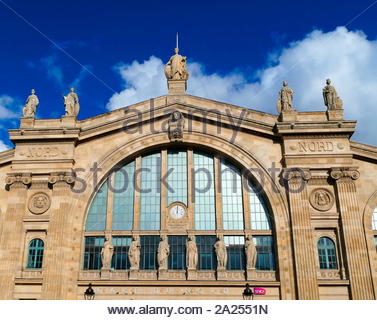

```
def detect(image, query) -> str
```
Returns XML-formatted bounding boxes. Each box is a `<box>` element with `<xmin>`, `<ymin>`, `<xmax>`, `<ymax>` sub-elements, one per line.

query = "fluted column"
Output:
<box><xmin>41</xmin><ymin>173</ymin><xmax>76</xmax><ymax>299</ymax></box>
<box><xmin>331</xmin><ymin>167</ymin><xmax>375</xmax><ymax>299</ymax></box>
<box><xmin>0</xmin><ymin>174</ymin><xmax>31</xmax><ymax>299</ymax></box>
<box><xmin>284</xmin><ymin>168</ymin><xmax>319</xmax><ymax>299</ymax></box>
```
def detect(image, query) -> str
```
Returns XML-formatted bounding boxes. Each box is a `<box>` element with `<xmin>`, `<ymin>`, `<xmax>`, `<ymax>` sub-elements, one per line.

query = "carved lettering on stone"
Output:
<box><xmin>309</xmin><ymin>188</ymin><xmax>334</xmax><ymax>212</ymax></box>
<box><xmin>298</xmin><ymin>141</ymin><xmax>334</xmax><ymax>153</ymax></box>
<box><xmin>28</xmin><ymin>192</ymin><xmax>51</xmax><ymax>215</ymax></box>
<box><xmin>19</xmin><ymin>146</ymin><xmax>68</xmax><ymax>158</ymax></box>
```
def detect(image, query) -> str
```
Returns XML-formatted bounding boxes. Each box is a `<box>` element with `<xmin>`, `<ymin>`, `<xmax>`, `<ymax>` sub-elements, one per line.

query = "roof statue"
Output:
<box><xmin>323</xmin><ymin>79</ymin><xmax>343</xmax><ymax>110</ymax></box>
<box><xmin>63</xmin><ymin>87</ymin><xmax>80</xmax><ymax>117</ymax></box>
<box><xmin>22</xmin><ymin>89</ymin><xmax>39</xmax><ymax>118</ymax></box>
<box><xmin>164</xmin><ymin>33</ymin><xmax>189</xmax><ymax>81</ymax></box>
<box><xmin>276</xmin><ymin>81</ymin><xmax>294</xmax><ymax>113</ymax></box>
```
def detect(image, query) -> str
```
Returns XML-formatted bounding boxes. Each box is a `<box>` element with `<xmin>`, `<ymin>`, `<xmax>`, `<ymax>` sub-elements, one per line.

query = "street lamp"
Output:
<box><xmin>242</xmin><ymin>283</ymin><xmax>254</xmax><ymax>300</ymax></box>
<box><xmin>84</xmin><ymin>283</ymin><xmax>95</xmax><ymax>300</ymax></box>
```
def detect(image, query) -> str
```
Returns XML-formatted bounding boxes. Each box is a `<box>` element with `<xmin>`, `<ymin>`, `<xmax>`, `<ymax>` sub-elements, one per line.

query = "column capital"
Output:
<box><xmin>283</xmin><ymin>167</ymin><xmax>311</xmax><ymax>183</ymax></box>
<box><xmin>330</xmin><ymin>167</ymin><xmax>360</xmax><ymax>181</ymax></box>
<box><xmin>5</xmin><ymin>173</ymin><xmax>31</xmax><ymax>190</ymax></box>
<box><xmin>48</xmin><ymin>172</ymin><xmax>75</xmax><ymax>188</ymax></box>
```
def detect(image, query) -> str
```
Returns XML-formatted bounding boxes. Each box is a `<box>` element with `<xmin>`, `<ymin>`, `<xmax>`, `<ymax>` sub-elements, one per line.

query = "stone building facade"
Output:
<box><xmin>0</xmin><ymin>48</ymin><xmax>377</xmax><ymax>300</ymax></box>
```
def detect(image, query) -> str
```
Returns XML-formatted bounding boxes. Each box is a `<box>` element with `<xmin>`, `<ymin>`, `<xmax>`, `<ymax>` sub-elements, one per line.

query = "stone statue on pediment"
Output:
<box><xmin>276</xmin><ymin>81</ymin><xmax>294</xmax><ymax>113</ymax></box>
<box><xmin>245</xmin><ymin>235</ymin><xmax>257</xmax><ymax>269</ymax></box>
<box><xmin>157</xmin><ymin>235</ymin><xmax>170</xmax><ymax>270</ymax></box>
<box><xmin>214</xmin><ymin>235</ymin><xmax>227</xmax><ymax>270</ymax></box>
<box><xmin>23</xmin><ymin>89</ymin><xmax>39</xmax><ymax>118</ymax></box>
<box><xmin>101</xmin><ymin>237</ymin><xmax>114</xmax><ymax>270</ymax></box>
<box><xmin>323</xmin><ymin>79</ymin><xmax>343</xmax><ymax>110</ymax></box>
<box><xmin>129</xmin><ymin>235</ymin><xmax>140</xmax><ymax>270</ymax></box>
<box><xmin>63</xmin><ymin>87</ymin><xmax>80</xmax><ymax>117</ymax></box>
<box><xmin>186</xmin><ymin>235</ymin><xmax>198</xmax><ymax>269</ymax></box>
<box><xmin>165</xmin><ymin>47</ymin><xmax>189</xmax><ymax>81</ymax></box>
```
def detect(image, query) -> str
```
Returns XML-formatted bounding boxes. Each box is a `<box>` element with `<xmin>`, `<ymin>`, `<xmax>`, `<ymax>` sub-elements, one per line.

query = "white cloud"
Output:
<box><xmin>0</xmin><ymin>95</ymin><xmax>18</xmax><ymax>119</ymax></box>
<box><xmin>0</xmin><ymin>140</ymin><xmax>9</xmax><ymax>152</ymax></box>
<box><xmin>107</xmin><ymin>27</ymin><xmax>377</xmax><ymax>146</ymax></box>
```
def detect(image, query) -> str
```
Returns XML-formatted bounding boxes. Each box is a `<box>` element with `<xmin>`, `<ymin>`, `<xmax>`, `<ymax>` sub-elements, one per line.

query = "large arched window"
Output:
<box><xmin>27</xmin><ymin>239</ymin><xmax>44</xmax><ymax>269</ymax></box>
<box><xmin>317</xmin><ymin>237</ymin><xmax>338</xmax><ymax>270</ymax></box>
<box><xmin>83</xmin><ymin>148</ymin><xmax>275</xmax><ymax>273</ymax></box>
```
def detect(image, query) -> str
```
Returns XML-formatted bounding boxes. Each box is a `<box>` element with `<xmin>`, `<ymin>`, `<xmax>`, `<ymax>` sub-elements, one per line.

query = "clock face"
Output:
<box><xmin>169</xmin><ymin>204</ymin><xmax>186</xmax><ymax>220</ymax></box>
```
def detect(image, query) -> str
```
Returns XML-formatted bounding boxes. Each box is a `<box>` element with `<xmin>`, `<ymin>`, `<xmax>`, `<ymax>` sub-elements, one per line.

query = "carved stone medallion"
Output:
<box><xmin>309</xmin><ymin>188</ymin><xmax>334</xmax><ymax>212</ymax></box>
<box><xmin>28</xmin><ymin>192</ymin><xmax>51</xmax><ymax>215</ymax></box>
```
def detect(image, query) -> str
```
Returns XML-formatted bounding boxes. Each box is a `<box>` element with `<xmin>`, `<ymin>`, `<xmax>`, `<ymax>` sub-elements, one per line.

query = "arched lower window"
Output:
<box><xmin>27</xmin><ymin>239</ymin><xmax>44</xmax><ymax>269</ymax></box>
<box><xmin>317</xmin><ymin>237</ymin><xmax>337</xmax><ymax>270</ymax></box>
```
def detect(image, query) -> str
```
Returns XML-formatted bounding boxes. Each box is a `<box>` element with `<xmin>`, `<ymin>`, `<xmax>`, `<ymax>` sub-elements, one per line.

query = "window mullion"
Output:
<box><xmin>242</xmin><ymin>175</ymin><xmax>251</xmax><ymax>231</ymax></box>
<box><xmin>187</xmin><ymin>149</ymin><xmax>194</xmax><ymax>230</ymax></box>
<box><xmin>105</xmin><ymin>172</ymin><xmax>115</xmax><ymax>232</ymax></box>
<box><xmin>214</xmin><ymin>155</ymin><xmax>223</xmax><ymax>231</ymax></box>
<box><xmin>161</xmin><ymin>149</ymin><xmax>167</xmax><ymax>231</ymax></box>
<box><xmin>133</xmin><ymin>156</ymin><xmax>141</xmax><ymax>231</ymax></box>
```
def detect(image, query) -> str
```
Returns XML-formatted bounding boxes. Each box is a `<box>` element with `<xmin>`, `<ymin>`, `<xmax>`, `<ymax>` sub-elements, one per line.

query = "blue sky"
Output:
<box><xmin>1</xmin><ymin>0</ymin><xmax>377</xmax><ymax>150</ymax></box>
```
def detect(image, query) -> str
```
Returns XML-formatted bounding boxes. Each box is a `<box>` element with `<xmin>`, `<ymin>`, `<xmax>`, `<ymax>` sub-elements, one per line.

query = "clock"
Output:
<box><xmin>169</xmin><ymin>203</ymin><xmax>186</xmax><ymax>220</ymax></box>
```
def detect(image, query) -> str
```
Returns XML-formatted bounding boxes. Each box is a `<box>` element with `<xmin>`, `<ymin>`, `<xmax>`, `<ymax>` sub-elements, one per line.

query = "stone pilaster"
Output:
<box><xmin>0</xmin><ymin>174</ymin><xmax>31</xmax><ymax>299</ymax></box>
<box><xmin>330</xmin><ymin>167</ymin><xmax>375</xmax><ymax>299</ymax></box>
<box><xmin>41</xmin><ymin>172</ymin><xmax>76</xmax><ymax>299</ymax></box>
<box><xmin>283</xmin><ymin>168</ymin><xmax>319</xmax><ymax>299</ymax></box>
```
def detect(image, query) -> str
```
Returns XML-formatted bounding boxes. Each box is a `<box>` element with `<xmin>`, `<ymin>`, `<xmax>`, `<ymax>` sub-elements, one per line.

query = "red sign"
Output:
<box><xmin>253</xmin><ymin>288</ymin><xmax>266</xmax><ymax>295</ymax></box>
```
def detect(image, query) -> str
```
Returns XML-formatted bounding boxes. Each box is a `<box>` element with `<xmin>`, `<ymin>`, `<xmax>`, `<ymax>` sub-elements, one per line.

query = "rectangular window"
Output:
<box><xmin>168</xmin><ymin>235</ymin><xmax>187</xmax><ymax>270</ymax></box>
<box><xmin>167</xmin><ymin>151</ymin><xmax>188</xmax><ymax>205</ymax></box>
<box><xmin>85</xmin><ymin>182</ymin><xmax>108</xmax><ymax>231</ymax></box>
<box><xmin>196</xmin><ymin>235</ymin><xmax>216</xmax><ymax>270</ymax></box>
<box><xmin>221</xmin><ymin>161</ymin><xmax>244</xmax><ymax>230</ymax></box>
<box><xmin>111</xmin><ymin>236</ymin><xmax>132</xmax><ymax>270</ymax></box>
<box><xmin>253</xmin><ymin>236</ymin><xmax>275</xmax><ymax>270</ymax></box>
<box><xmin>193</xmin><ymin>153</ymin><xmax>216</xmax><ymax>230</ymax></box>
<box><xmin>140</xmin><ymin>235</ymin><xmax>159</xmax><ymax>270</ymax></box>
<box><xmin>225</xmin><ymin>236</ymin><xmax>245</xmax><ymax>270</ymax></box>
<box><xmin>112</xmin><ymin>162</ymin><xmax>135</xmax><ymax>230</ymax></box>
<box><xmin>140</xmin><ymin>153</ymin><xmax>161</xmax><ymax>230</ymax></box>
<box><xmin>83</xmin><ymin>236</ymin><xmax>104</xmax><ymax>270</ymax></box>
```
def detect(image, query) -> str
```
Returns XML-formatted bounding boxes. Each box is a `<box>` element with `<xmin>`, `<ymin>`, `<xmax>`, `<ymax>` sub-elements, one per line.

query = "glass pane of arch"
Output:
<box><xmin>85</xmin><ymin>181</ymin><xmax>108</xmax><ymax>231</ymax></box>
<box><xmin>249</xmin><ymin>182</ymin><xmax>272</xmax><ymax>230</ymax></box>
<box><xmin>27</xmin><ymin>239</ymin><xmax>44</xmax><ymax>269</ymax></box>
<box><xmin>193</xmin><ymin>152</ymin><xmax>216</xmax><ymax>230</ymax></box>
<box><xmin>140</xmin><ymin>153</ymin><xmax>161</xmax><ymax>230</ymax></box>
<box><xmin>221</xmin><ymin>160</ymin><xmax>244</xmax><ymax>230</ymax></box>
<box><xmin>317</xmin><ymin>237</ymin><xmax>338</xmax><ymax>269</ymax></box>
<box><xmin>167</xmin><ymin>150</ymin><xmax>188</xmax><ymax>205</ymax></box>
<box><xmin>112</xmin><ymin>161</ymin><xmax>135</xmax><ymax>230</ymax></box>
<box><xmin>372</xmin><ymin>207</ymin><xmax>377</xmax><ymax>230</ymax></box>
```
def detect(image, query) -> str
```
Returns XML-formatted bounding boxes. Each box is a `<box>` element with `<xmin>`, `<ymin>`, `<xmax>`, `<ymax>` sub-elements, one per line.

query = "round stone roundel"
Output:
<box><xmin>28</xmin><ymin>192</ymin><xmax>51</xmax><ymax>215</ymax></box>
<box><xmin>309</xmin><ymin>188</ymin><xmax>334</xmax><ymax>212</ymax></box>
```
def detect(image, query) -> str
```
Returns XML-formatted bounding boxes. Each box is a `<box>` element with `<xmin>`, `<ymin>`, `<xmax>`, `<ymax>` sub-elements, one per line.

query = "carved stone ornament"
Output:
<box><xmin>48</xmin><ymin>173</ymin><xmax>75</xmax><ymax>187</ymax></box>
<box><xmin>330</xmin><ymin>168</ymin><xmax>360</xmax><ymax>181</ymax></box>
<box><xmin>283</xmin><ymin>168</ymin><xmax>311</xmax><ymax>182</ymax></box>
<box><xmin>168</xmin><ymin>110</ymin><xmax>185</xmax><ymax>142</ymax></box>
<box><xmin>28</xmin><ymin>192</ymin><xmax>51</xmax><ymax>215</ymax></box>
<box><xmin>5</xmin><ymin>173</ymin><xmax>32</xmax><ymax>189</ymax></box>
<box><xmin>309</xmin><ymin>188</ymin><xmax>334</xmax><ymax>212</ymax></box>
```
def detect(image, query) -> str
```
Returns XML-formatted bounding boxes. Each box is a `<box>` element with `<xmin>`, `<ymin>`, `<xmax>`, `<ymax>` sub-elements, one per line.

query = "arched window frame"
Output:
<box><xmin>317</xmin><ymin>236</ymin><xmax>338</xmax><ymax>270</ymax></box>
<box><xmin>82</xmin><ymin>148</ymin><xmax>276</xmax><ymax>273</ymax></box>
<box><xmin>26</xmin><ymin>238</ymin><xmax>44</xmax><ymax>269</ymax></box>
